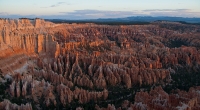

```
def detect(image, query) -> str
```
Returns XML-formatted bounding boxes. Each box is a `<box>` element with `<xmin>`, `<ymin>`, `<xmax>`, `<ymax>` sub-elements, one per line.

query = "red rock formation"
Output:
<box><xmin>133</xmin><ymin>86</ymin><xmax>200</xmax><ymax>110</ymax></box>
<box><xmin>97</xmin><ymin>86</ymin><xmax>200</xmax><ymax>110</ymax></box>
<box><xmin>1</xmin><ymin>19</ymin><xmax>200</xmax><ymax>109</ymax></box>
<box><xmin>56</xmin><ymin>84</ymin><xmax>108</xmax><ymax>105</ymax></box>
<box><xmin>0</xmin><ymin>99</ymin><xmax>32</xmax><ymax>110</ymax></box>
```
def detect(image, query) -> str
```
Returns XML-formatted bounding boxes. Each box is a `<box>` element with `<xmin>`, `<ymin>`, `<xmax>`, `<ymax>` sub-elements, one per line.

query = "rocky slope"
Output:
<box><xmin>0</xmin><ymin>19</ymin><xmax>200</xmax><ymax>109</ymax></box>
<box><xmin>0</xmin><ymin>99</ymin><xmax>32</xmax><ymax>110</ymax></box>
<box><xmin>96</xmin><ymin>86</ymin><xmax>200</xmax><ymax>110</ymax></box>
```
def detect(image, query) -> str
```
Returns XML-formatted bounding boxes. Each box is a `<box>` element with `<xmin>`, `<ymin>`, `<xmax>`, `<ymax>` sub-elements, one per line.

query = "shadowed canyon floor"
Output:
<box><xmin>0</xmin><ymin>18</ymin><xmax>200</xmax><ymax>110</ymax></box>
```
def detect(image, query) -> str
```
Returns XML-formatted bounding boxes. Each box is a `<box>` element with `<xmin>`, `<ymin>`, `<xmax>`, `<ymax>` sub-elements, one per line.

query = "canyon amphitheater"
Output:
<box><xmin>0</xmin><ymin>18</ymin><xmax>200</xmax><ymax>110</ymax></box>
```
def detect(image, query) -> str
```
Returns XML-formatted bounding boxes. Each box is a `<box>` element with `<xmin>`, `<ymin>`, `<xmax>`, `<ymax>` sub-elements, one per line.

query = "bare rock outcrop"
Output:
<box><xmin>132</xmin><ymin>86</ymin><xmax>200</xmax><ymax>110</ymax></box>
<box><xmin>57</xmin><ymin>84</ymin><xmax>108</xmax><ymax>105</ymax></box>
<box><xmin>1</xmin><ymin>19</ymin><xmax>200</xmax><ymax>109</ymax></box>
<box><xmin>0</xmin><ymin>99</ymin><xmax>32</xmax><ymax>110</ymax></box>
<box><xmin>97</xmin><ymin>86</ymin><xmax>200</xmax><ymax>110</ymax></box>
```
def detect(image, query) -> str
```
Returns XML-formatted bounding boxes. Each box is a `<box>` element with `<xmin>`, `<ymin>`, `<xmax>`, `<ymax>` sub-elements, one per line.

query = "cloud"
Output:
<box><xmin>0</xmin><ymin>12</ymin><xmax>9</xmax><ymax>15</ymax></box>
<box><xmin>58</xmin><ymin>9</ymin><xmax>200</xmax><ymax>19</ymax></box>
<box><xmin>0</xmin><ymin>13</ymin><xmax>36</xmax><ymax>19</ymax></box>
<box><xmin>58</xmin><ymin>2</ymin><xmax>65</xmax><ymax>5</ymax></box>
<box><xmin>142</xmin><ymin>9</ymin><xmax>200</xmax><ymax>17</ymax></box>
<box><xmin>143</xmin><ymin>9</ymin><xmax>190</xmax><ymax>12</ymax></box>
<box><xmin>41</xmin><ymin>2</ymin><xmax>68</xmax><ymax>8</ymax></box>
<box><xmin>59</xmin><ymin>10</ymin><xmax>146</xmax><ymax>19</ymax></box>
<box><xmin>50</xmin><ymin>5</ymin><xmax>56</xmax><ymax>7</ymax></box>
<box><xmin>1</xmin><ymin>9</ymin><xmax>200</xmax><ymax>19</ymax></box>
<box><xmin>50</xmin><ymin>2</ymin><xmax>68</xmax><ymax>7</ymax></box>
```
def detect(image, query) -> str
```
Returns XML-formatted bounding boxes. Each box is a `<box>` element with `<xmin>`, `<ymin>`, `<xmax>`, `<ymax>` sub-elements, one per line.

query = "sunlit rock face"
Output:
<box><xmin>0</xmin><ymin>19</ymin><xmax>200</xmax><ymax>109</ymax></box>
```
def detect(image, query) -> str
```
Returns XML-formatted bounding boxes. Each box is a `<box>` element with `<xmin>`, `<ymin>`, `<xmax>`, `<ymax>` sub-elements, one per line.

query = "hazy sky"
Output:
<box><xmin>0</xmin><ymin>0</ymin><xmax>200</xmax><ymax>19</ymax></box>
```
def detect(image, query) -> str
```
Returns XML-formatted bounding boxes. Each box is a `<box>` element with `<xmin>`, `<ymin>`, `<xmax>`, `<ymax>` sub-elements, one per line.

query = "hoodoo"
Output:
<box><xmin>0</xmin><ymin>18</ymin><xmax>200</xmax><ymax>109</ymax></box>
